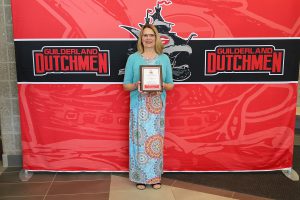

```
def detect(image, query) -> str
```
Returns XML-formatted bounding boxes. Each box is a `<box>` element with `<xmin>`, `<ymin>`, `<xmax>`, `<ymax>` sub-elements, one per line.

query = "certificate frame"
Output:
<box><xmin>140</xmin><ymin>65</ymin><xmax>163</xmax><ymax>92</ymax></box>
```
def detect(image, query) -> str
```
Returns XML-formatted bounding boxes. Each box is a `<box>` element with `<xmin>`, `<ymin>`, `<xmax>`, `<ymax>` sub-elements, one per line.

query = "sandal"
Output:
<box><xmin>136</xmin><ymin>183</ymin><xmax>146</xmax><ymax>190</ymax></box>
<box><xmin>151</xmin><ymin>183</ymin><xmax>161</xmax><ymax>189</ymax></box>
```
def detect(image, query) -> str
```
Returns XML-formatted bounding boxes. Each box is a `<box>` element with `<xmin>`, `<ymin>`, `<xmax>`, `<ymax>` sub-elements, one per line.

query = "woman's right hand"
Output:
<box><xmin>137</xmin><ymin>81</ymin><xmax>147</xmax><ymax>95</ymax></box>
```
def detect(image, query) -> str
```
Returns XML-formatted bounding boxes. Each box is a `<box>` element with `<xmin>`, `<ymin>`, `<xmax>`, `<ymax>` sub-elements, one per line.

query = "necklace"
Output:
<box><xmin>142</xmin><ymin>52</ymin><xmax>157</xmax><ymax>60</ymax></box>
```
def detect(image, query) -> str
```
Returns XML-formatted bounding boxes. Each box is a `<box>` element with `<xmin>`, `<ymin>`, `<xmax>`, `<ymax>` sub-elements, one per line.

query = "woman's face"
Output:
<box><xmin>142</xmin><ymin>28</ymin><xmax>156</xmax><ymax>49</ymax></box>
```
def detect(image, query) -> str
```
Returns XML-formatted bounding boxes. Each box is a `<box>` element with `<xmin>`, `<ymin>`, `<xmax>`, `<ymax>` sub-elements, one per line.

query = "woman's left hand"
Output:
<box><xmin>163</xmin><ymin>82</ymin><xmax>174</xmax><ymax>91</ymax></box>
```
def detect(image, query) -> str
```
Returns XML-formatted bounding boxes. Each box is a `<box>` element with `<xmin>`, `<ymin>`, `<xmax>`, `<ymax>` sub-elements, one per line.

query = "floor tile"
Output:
<box><xmin>0</xmin><ymin>172</ymin><xmax>55</xmax><ymax>183</ymax></box>
<box><xmin>161</xmin><ymin>177</ymin><xmax>176</xmax><ymax>186</ymax></box>
<box><xmin>54</xmin><ymin>172</ymin><xmax>110</xmax><ymax>182</ymax></box>
<box><xmin>47</xmin><ymin>180</ymin><xmax>110</xmax><ymax>195</ymax></box>
<box><xmin>44</xmin><ymin>193</ymin><xmax>109</xmax><ymax>200</ymax></box>
<box><xmin>112</xmin><ymin>172</ymin><xmax>128</xmax><ymax>178</ymax></box>
<box><xmin>232</xmin><ymin>192</ymin><xmax>271</xmax><ymax>200</ymax></box>
<box><xmin>109</xmin><ymin>174</ymin><xmax>137</xmax><ymax>192</ymax></box>
<box><xmin>0</xmin><ymin>182</ymin><xmax>50</xmax><ymax>197</ymax></box>
<box><xmin>171</xmin><ymin>187</ymin><xmax>236</xmax><ymax>200</ymax></box>
<box><xmin>0</xmin><ymin>196</ymin><xmax>44</xmax><ymax>200</ymax></box>
<box><xmin>109</xmin><ymin>175</ymin><xmax>175</xmax><ymax>200</ymax></box>
<box><xmin>172</xmin><ymin>180</ymin><xmax>234</xmax><ymax>198</ymax></box>
<box><xmin>164</xmin><ymin>171</ymin><xmax>296</xmax><ymax>199</ymax></box>
<box><xmin>109</xmin><ymin>186</ymin><xmax>175</xmax><ymax>200</ymax></box>
<box><xmin>2</xmin><ymin>167</ymin><xmax>22</xmax><ymax>173</ymax></box>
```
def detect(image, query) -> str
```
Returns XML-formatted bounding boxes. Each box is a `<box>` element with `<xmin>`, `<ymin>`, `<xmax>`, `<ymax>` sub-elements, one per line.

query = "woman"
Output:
<box><xmin>123</xmin><ymin>24</ymin><xmax>174</xmax><ymax>190</ymax></box>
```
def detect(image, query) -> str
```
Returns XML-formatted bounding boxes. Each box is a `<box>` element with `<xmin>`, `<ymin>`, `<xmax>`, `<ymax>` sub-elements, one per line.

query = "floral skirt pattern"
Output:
<box><xmin>129</xmin><ymin>93</ymin><xmax>165</xmax><ymax>184</ymax></box>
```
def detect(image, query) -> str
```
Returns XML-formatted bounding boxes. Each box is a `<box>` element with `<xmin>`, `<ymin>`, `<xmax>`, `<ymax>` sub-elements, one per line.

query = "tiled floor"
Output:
<box><xmin>0</xmin><ymin>168</ymin><xmax>272</xmax><ymax>200</ymax></box>
<box><xmin>109</xmin><ymin>174</ymin><xmax>268</xmax><ymax>200</ymax></box>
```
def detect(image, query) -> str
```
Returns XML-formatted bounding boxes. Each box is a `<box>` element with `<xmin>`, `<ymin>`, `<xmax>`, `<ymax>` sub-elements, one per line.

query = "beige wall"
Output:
<box><xmin>0</xmin><ymin>0</ymin><xmax>21</xmax><ymax>167</ymax></box>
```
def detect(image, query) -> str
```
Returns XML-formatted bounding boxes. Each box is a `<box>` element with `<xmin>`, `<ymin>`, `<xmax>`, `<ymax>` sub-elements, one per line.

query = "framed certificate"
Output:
<box><xmin>140</xmin><ymin>65</ymin><xmax>163</xmax><ymax>92</ymax></box>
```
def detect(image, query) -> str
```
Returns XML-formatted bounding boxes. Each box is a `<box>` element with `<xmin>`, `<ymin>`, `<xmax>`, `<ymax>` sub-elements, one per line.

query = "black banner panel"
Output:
<box><xmin>15</xmin><ymin>39</ymin><xmax>300</xmax><ymax>83</ymax></box>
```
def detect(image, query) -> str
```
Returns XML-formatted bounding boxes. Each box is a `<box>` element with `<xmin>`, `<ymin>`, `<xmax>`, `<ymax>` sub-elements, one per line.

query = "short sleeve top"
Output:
<box><xmin>123</xmin><ymin>52</ymin><xmax>173</xmax><ymax>107</ymax></box>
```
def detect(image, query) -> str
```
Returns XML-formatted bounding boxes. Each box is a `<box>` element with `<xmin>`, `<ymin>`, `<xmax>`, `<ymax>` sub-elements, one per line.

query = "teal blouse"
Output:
<box><xmin>123</xmin><ymin>52</ymin><xmax>174</xmax><ymax>108</ymax></box>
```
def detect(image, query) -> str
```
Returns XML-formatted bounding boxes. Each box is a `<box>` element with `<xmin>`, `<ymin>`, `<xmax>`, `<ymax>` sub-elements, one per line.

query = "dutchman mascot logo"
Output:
<box><xmin>33</xmin><ymin>46</ymin><xmax>110</xmax><ymax>76</ymax></box>
<box><xmin>205</xmin><ymin>45</ymin><xmax>285</xmax><ymax>76</ymax></box>
<box><xmin>119</xmin><ymin>0</ymin><xmax>197</xmax><ymax>81</ymax></box>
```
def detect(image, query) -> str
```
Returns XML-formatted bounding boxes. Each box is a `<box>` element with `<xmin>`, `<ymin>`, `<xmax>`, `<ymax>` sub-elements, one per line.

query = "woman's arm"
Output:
<box><xmin>123</xmin><ymin>54</ymin><xmax>136</xmax><ymax>91</ymax></box>
<box><xmin>123</xmin><ymin>82</ymin><xmax>138</xmax><ymax>91</ymax></box>
<box><xmin>163</xmin><ymin>54</ymin><xmax>174</xmax><ymax>91</ymax></box>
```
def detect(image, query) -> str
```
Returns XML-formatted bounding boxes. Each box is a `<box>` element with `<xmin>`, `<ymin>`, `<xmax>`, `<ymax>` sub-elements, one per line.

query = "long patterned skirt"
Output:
<box><xmin>129</xmin><ymin>93</ymin><xmax>165</xmax><ymax>184</ymax></box>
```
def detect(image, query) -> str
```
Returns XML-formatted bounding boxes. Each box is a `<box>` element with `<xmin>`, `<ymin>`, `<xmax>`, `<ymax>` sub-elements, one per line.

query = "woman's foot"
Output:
<box><xmin>151</xmin><ymin>183</ymin><xmax>161</xmax><ymax>189</ymax></box>
<box><xmin>136</xmin><ymin>183</ymin><xmax>146</xmax><ymax>190</ymax></box>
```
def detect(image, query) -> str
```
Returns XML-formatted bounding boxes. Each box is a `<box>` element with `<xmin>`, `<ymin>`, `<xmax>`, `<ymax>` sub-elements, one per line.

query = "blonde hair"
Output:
<box><xmin>137</xmin><ymin>24</ymin><xmax>164</xmax><ymax>54</ymax></box>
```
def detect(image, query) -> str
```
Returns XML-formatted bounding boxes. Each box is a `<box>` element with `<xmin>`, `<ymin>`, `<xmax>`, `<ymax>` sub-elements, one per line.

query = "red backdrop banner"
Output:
<box><xmin>11</xmin><ymin>0</ymin><xmax>300</xmax><ymax>171</ymax></box>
